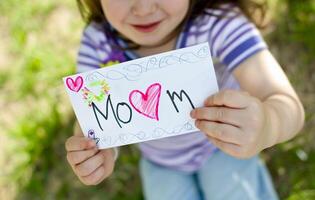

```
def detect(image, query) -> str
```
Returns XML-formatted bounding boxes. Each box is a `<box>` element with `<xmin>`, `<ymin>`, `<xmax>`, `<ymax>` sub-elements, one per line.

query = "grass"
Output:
<box><xmin>0</xmin><ymin>0</ymin><xmax>314</xmax><ymax>199</ymax></box>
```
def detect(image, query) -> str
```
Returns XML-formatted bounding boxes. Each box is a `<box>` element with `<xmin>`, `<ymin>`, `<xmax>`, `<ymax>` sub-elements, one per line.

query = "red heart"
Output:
<box><xmin>129</xmin><ymin>83</ymin><xmax>162</xmax><ymax>121</ymax></box>
<box><xmin>66</xmin><ymin>76</ymin><xmax>83</xmax><ymax>92</ymax></box>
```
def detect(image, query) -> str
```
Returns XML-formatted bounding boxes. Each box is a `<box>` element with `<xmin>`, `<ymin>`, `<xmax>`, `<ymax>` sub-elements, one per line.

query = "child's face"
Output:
<box><xmin>101</xmin><ymin>0</ymin><xmax>189</xmax><ymax>47</ymax></box>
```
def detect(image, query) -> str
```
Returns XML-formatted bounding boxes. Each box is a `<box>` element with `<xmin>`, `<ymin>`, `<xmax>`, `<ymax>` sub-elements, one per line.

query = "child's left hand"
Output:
<box><xmin>190</xmin><ymin>89</ymin><xmax>272</xmax><ymax>159</ymax></box>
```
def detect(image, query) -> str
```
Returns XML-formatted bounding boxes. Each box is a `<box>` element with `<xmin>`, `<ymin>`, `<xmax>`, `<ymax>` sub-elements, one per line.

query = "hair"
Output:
<box><xmin>76</xmin><ymin>0</ymin><xmax>267</xmax><ymax>49</ymax></box>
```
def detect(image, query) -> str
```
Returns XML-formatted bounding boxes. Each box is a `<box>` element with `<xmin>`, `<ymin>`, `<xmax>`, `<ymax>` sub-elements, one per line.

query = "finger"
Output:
<box><xmin>81</xmin><ymin>165</ymin><xmax>107</xmax><ymax>185</ymax></box>
<box><xmin>204</xmin><ymin>90</ymin><xmax>250</xmax><ymax>108</ymax></box>
<box><xmin>75</xmin><ymin>151</ymin><xmax>105</xmax><ymax>177</ymax></box>
<box><xmin>195</xmin><ymin>120</ymin><xmax>243</xmax><ymax>145</ymax></box>
<box><xmin>191</xmin><ymin>107</ymin><xmax>246</xmax><ymax>127</ymax></box>
<box><xmin>207</xmin><ymin>136</ymin><xmax>243</xmax><ymax>158</ymax></box>
<box><xmin>67</xmin><ymin>147</ymin><xmax>99</xmax><ymax>165</ymax></box>
<box><xmin>65</xmin><ymin>136</ymin><xmax>96</xmax><ymax>151</ymax></box>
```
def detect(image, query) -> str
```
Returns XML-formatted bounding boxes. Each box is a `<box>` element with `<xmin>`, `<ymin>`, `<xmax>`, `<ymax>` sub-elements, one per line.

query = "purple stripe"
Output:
<box><xmin>78</xmin><ymin>52</ymin><xmax>102</xmax><ymax>62</ymax></box>
<box><xmin>83</xmin><ymin>28</ymin><xmax>112</xmax><ymax>54</ymax></box>
<box><xmin>228</xmin><ymin>47</ymin><xmax>266</xmax><ymax>71</ymax></box>
<box><xmin>208</xmin><ymin>8</ymin><xmax>235</xmax><ymax>40</ymax></box>
<box><xmin>83</xmin><ymin>31</ymin><xmax>95</xmax><ymax>43</ymax></box>
<box><xmin>178</xmin><ymin>20</ymin><xmax>192</xmax><ymax>48</ymax></box>
<box><xmin>224</xmin><ymin>21</ymin><xmax>249</xmax><ymax>43</ymax></box>
<box><xmin>189</xmin><ymin>28</ymin><xmax>210</xmax><ymax>38</ymax></box>
<box><xmin>196</xmin><ymin>15</ymin><xmax>212</xmax><ymax>27</ymax></box>
<box><xmin>81</xmin><ymin>40</ymin><xmax>97</xmax><ymax>50</ymax></box>
<box><xmin>211</xmin><ymin>15</ymin><xmax>238</xmax><ymax>55</ymax></box>
<box><xmin>84</xmin><ymin>32</ymin><xmax>108</xmax><ymax>47</ymax></box>
<box><xmin>223</xmin><ymin>36</ymin><xmax>262</xmax><ymax>65</ymax></box>
<box><xmin>208</xmin><ymin>12</ymin><xmax>234</xmax><ymax>57</ymax></box>
<box><xmin>77</xmin><ymin>61</ymin><xmax>100</xmax><ymax>69</ymax></box>
<box><xmin>188</xmin><ymin>16</ymin><xmax>215</xmax><ymax>37</ymax></box>
<box><xmin>82</xmin><ymin>39</ymin><xmax>109</xmax><ymax>52</ymax></box>
<box><xmin>218</xmin><ymin>27</ymin><xmax>253</xmax><ymax>57</ymax></box>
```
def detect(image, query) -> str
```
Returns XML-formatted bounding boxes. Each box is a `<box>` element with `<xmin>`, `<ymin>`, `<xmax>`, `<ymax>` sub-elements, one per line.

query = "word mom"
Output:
<box><xmin>91</xmin><ymin>83</ymin><xmax>195</xmax><ymax>131</ymax></box>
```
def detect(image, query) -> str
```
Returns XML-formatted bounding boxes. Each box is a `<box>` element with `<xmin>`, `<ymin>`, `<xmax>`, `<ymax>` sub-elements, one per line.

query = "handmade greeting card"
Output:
<box><xmin>63</xmin><ymin>42</ymin><xmax>218</xmax><ymax>149</ymax></box>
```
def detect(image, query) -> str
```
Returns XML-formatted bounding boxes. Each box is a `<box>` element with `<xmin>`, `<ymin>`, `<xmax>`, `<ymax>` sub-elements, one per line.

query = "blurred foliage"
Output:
<box><xmin>281</xmin><ymin>0</ymin><xmax>315</xmax><ymax>54</ymax></box>
<box><xmin>264</xmin><ymin>0</ymin><xmax>315</xmax><ymax>199</ymax></box>
<box><xmin>0</xmin><ymin>0</ymin><xmax>314</xmax><ymax>199</ymax></box>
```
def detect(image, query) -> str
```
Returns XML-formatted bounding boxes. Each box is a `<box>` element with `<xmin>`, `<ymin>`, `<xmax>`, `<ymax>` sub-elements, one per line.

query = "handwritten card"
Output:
<box><xmin>63</xmin><ymin>42</ymin><xmax>218</xmax><ymax>149</ymax></box>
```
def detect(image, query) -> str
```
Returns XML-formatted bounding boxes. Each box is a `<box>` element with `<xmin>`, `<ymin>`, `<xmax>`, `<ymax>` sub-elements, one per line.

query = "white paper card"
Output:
<box><xmin>63</xmin><ymin>42</ymin><xmax>218</xmax><ymax>149</ymax></box>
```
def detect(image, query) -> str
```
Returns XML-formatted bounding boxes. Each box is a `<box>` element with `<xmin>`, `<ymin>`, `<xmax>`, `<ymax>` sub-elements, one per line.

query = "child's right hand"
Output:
<box><xmin>65</xmin><ymin>132</ymin><xmax>115</xmax><ymax>185</ymax></box>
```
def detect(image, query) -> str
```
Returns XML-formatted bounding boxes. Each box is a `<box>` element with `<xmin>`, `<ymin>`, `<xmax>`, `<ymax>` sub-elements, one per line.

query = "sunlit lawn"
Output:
<box><xmin>0</xmin><ymin>0</ymin><xmax>314</xmax><ymax>199</ymax></box>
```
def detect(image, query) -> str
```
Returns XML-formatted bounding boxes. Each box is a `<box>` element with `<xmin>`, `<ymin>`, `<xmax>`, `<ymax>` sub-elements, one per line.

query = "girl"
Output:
<box><xmin>65</xmin><ymin>0</ymin><xmax>305</xmax><ymax>199</ymax></box>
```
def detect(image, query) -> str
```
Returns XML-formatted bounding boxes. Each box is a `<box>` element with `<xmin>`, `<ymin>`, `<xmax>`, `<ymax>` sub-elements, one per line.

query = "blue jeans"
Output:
<box><xmin>140</xmin><ymin>150</ymin><xmax>279</xmax><ymax>200</ymax></box>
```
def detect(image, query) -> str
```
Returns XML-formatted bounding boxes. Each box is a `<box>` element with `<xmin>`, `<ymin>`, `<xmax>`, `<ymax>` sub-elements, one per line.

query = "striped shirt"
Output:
<box><xmin>76</xmin><ymin>7</ymin><xmax>267</xmax><ymax>172</ymax></box>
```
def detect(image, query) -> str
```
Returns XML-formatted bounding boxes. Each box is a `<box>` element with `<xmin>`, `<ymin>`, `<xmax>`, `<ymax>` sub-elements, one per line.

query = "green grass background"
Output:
<box><xmin>0</xmin><ymin>0</ymin><xmax>314</xmax><ymax>199</ymax></box>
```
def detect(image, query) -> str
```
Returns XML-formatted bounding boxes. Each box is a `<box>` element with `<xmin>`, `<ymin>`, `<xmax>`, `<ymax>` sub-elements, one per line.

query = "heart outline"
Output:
<box><xmin>129</xmin><ymin>83</ymin><xmax>162</xmax><ymax>121</ymax></box>
<box><xmin>66</xmin><ymin>76</ymin><xmax>83</xmax><ymax>92</ymax></box>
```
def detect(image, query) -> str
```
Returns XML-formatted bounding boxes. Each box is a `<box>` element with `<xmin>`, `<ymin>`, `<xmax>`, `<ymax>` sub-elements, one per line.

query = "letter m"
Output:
<box><xmin>166</xmin><ymin>90</ymin><xmax>195</xmax><ymax>113</ymax></box>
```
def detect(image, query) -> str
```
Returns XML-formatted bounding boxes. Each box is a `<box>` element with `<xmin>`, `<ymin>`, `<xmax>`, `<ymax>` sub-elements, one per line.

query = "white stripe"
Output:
<box><xmin>186</xmin><ymin>35</ymin><xmax>197</xmax><ymax>46</ymax></box>
<box><xmin>196</xmin><ymin>32</ymin><xmax>209</xmax><ymax>44</ymax></box>
<box><xmin>212</xmin><ymin>17</ymin><xmax>248</xmax><ymax>57</ymax></box>
<box><xmin>84</xmin><ymin>23</ymin><xmax>107</xmax><ymax>44</ymax></box>
<box><xmin>104</xmin><ymin>44</ymin><xmax>111</xmax><ymax>52</ymax></box>
<box><xmin>97</xmin><ymin>50</ymin><xmax>110</xmax><ymax>62</ymax></box>
<box><xmin>198</xmin><ymin>15</ymin><xmax>216</xmax><ymax>32</ymax></box>
<box><xmin>222</xmin><ymin>23</ymin><xmax>254</xmax><ymax>48</ymax></box>
<box><xmin>79</xmin><ymin>44</ymin><xmax>98</xmax><ymax>56</ymax></box>
<box><xmin>190</xmin><ymin>25</ymin><xmax>197</xmax><ymax>32</ymax></box>
<box><xmin>77</xmin><ymin>56</ymin><xmax>100</xmax><ymax>65</ymax></box>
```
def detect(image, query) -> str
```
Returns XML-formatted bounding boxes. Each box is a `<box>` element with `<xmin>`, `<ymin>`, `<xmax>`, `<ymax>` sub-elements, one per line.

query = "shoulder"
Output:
<box><xmin>185</xmin><ymin>4</ymin><xmax>267</xmax><ymax>71</ymax></box>
<box><xmin>77</xmin><ymin>22</ymin><xmax>113</xmax><ymax>73</ymax></box>
<box><xmin>81</xmin><ymin>22</ymin><xmax>110</xmax><ymax>48</ymax></box>
<box><xmin>186</xmin><ymin>4</ymin><xmax>256</xmax><ymax>48</ymax></box>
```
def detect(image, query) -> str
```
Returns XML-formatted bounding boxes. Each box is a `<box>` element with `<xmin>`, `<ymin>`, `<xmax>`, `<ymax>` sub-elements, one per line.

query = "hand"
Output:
<box><xmin>190</xmin><ymin>90</ymin><xmax>272</xmax><ymax>159</ymax></box>
<box><xmin>65</xmin><ymin>132</ymin><xmax>116</xmax><ymax>185</ymax></box>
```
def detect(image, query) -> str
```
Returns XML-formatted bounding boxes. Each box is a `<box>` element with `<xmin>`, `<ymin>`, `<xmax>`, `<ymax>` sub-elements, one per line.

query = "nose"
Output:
<box><xmin>131</xmin><ymin>0</ymin><xmax>157</xmax><ymax>16</ymax></box>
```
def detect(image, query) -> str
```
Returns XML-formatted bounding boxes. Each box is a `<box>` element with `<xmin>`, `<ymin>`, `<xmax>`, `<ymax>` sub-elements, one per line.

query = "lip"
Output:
<box><xmin>131</xmin><ymin>21</ymin><xmax>162</xmax><ymax>33</ymax></box>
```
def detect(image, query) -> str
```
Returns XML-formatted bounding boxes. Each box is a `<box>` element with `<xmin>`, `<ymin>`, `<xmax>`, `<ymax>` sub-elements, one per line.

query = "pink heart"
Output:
<box><xmin>129</xmin><ymin>83</ymin><xmax>162</xmax><ymax>121</ymax></box>
<box><xmin>66</xmin><ymin>76</ymin><xmax>83</xmax><ymax>92</ymax></box>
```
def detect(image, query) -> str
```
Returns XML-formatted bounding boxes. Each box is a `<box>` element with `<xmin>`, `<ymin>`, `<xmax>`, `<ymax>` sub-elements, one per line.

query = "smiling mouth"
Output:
<box><xmin>131</xmin><ymin>21</ymin><xmax>162</xmax><ymax>33</ymax></box>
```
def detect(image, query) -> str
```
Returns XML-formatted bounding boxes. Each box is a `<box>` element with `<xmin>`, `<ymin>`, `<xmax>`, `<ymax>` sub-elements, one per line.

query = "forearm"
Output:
<box><xmin>262</xmin><ymin>93</ymin><xmax>305</xmax><ymax>148</ymax></box>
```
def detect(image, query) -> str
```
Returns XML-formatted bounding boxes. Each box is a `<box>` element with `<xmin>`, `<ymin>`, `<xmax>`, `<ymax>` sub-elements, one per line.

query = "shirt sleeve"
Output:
<box><xmin>209</xmin><ymin>10</ymin><xmax>268</xmax><ymax>72</ymax></box>
<box><xmin>76</xmin><ymin>23</ymin><xmax>108</xmax><ymax>73</ymax></box>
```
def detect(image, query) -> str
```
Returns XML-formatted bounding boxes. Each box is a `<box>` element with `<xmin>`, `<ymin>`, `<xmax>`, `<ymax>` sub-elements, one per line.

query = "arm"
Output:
<box><xmin>234</xmin><ymin>49</ymin><xmax>305</xmax><ymax>147</ymax></box>
<box><xmin>190</xmin><ymin>49</ymin><xmax>305</xmax><ymax>158</ymax></box>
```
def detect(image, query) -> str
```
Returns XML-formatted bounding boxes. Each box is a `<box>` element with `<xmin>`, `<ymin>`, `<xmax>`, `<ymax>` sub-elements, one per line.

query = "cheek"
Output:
<box><xmin>101</xmin><ymin>0</ymin><xmax>128</xmax><ymax>26</ymax></box>
<box><xmin>162</xmin><ymin>0</ymin><xmax>189</xmax><ymax>19</ymax></box>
